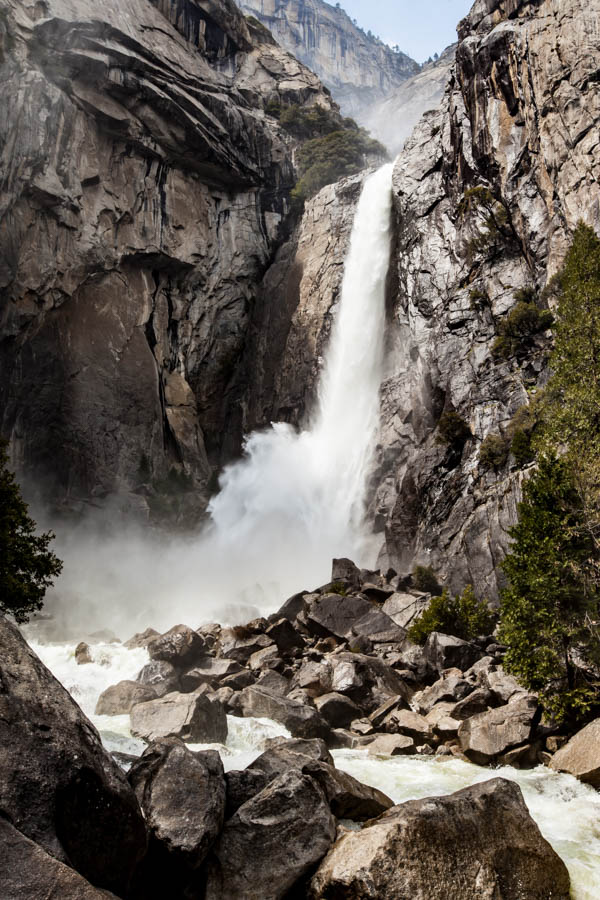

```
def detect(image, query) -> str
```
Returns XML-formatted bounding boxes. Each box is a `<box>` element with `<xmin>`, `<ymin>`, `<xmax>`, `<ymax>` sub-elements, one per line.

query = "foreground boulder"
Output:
<box><xmin>458</xmin><ymin>696</ymin><xmax>539</xmax><ymax>764</ymax></box>
<box><xmin>550</xmin><ymin>718</ymin><xmax>600</xmax><ymax>786</ymax></box>
<box><xmin>137</xmin><ymin>659</ymin><xmax>181</xmax><ymax>697</ymax></box>
<box><xmin>131</xmin><ymin>689</ymin><xmax>227</xmax><ymax>744</ymax></box>
<box><xmin>206</xmin><ymin>771</ymin><xmax>336</xmax><ymax>900</ymax></box>
<box><xmin>0</xmin><ymin>618</ymin><xmax>146</xmax><ymax>895</ymax></box>
<box><xmin>309</xmin><ymin>778</ymin><xmax>570</xmax><ymax>899</ymax></box>
<box><xmin>129</xmin><ymin>738</ymin><xmax>225</xmax><ymax>896</ymax></box>
<box><xmin>0</xmin><ymin>817</ymin><xmax>119</xmax><ymax>900</ymax></box>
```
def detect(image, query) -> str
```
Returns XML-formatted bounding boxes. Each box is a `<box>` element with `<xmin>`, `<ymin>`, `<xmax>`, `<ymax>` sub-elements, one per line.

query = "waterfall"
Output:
<box><xmin>200</xmin><ymin>163</ymin><xmax>395</xmax><ymax>616</ymax></box>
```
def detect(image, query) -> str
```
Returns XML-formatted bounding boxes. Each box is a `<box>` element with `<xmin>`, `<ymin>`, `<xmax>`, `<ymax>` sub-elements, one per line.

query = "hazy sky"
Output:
<box><xmin>338</xmin><ymin>0</ymin><xmax>473</xmax><ymax>62</ymax></box>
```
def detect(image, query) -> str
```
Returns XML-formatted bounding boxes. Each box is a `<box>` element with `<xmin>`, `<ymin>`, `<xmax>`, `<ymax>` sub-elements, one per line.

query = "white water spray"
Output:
<box><xmin>201</xmin><ymin>164</ymin><xmax>395</xmax><ymax>614</ymax></box>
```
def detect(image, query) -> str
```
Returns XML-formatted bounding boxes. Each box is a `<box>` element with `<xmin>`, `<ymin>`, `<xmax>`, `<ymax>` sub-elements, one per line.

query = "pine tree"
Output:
<box><xmin>0</xmin><ymin>442</ymin><xmax>62</xmax><ymax>623</ymax></box>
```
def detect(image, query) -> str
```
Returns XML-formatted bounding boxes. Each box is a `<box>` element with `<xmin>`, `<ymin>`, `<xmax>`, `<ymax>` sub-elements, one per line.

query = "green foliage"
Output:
<box><xmin>492</xmin><ymin>298</ymin><xmax>553</xmax><ymax>359</ymax></box>
<box><xmin>0</xmin><ymin>442</ymin><xmax>62</xmax><ymax>623</ymax></box>
<box><xmin>328</xmin><ymin>581</ymin><xmax>348</xmax><ymax>596</ymax></box>
<box><xmin>412</xmin><ymin>565</ymin><xmax>442</xmax><ymax>596</ymax></box>
<box><xmin>408</xmin><ymin>585</ymin><xmax>495</xmax><ymax>645</ymax></box>
<box><xmin>458</xmin><ymin>186</ymin><xmax>514</xmax><ymax>259</ymax></box>
<box><xmin>435</xmin><ymin>412</ymin><xmax>472</xmax><ymax>449</ymax></box>
<box><xmin>291</xmin><ymin>128</ymin><xmax>387</xmax><ymax>209</ymax></box>
<box><xmin>479</xmin><ymin>434</ymin><xmax>509</xmax><ymax>470</ymax></box>
<box><xmin>469</xmin><ymin>287</ymin><xmax>489</xmax><ymax>311</ymax></box>
<box><xmin>499</xmin><ymin>455</ymin><xmax>600</xmax><ymax>724</ymax></box>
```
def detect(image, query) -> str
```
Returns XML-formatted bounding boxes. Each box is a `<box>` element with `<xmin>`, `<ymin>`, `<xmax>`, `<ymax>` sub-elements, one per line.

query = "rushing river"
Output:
<box><xmin>31</xmin><ymin>638</ymin><xmax>600</xmax><ymax>900</ymax></box>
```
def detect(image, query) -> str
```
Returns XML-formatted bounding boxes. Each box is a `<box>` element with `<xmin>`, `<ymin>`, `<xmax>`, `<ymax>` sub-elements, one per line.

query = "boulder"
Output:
<box><xmin>458</xmin><ymin>696</ymin><xmax>539</xmax><ymax>764</ymax></box>
<box><xmin>290</xmin><ymin>659</ymin><xmax>332</xmax><ymax>697</ymax></box>
<box><xmin>224</xmin><ymin>768</ymin><xmax>270</xmax><ymax>819</ymax></box>
<box><xmin>95</xmin><ymin>680</ymin><xmax>158</xmax><ymax>715</ymax></box>
<box><xmin>180</xmin><ymin>658</ymin><xmax>243</xmax><ymax>692</ymax></box>
<box><xmin>425</xmin><ymin>704</ymin><xmax>461</xmax><ymax>739</ymax></box>
<box><xmin>236</xmin><ymin>686</ymin><xmax>331</xmax><ymax>741</ymax></box>
<box><xmin>329</xmin><ymin>652</ymin><xmax>411</xmax><ymax>713</ymax></box>
<box><xmin>413</xmin><ymin>673</ymin><xmax>474</xmax><ymax>713</ymax></box>
<box><xmin>309</xmin><ymin>779</ymin><xmax>571</xmax><ymax>899</ymax></box>
<box><xmin>129</xmin><ymin>738</ymin><xmax>225</xmax><ymax>871</ymax></box>
<box><xmin>130</xmin><ymin>689</ymin><xmax>227</xmax><ymax>744</ymax></box>
<box><xmin>249</xmin><ymin>644</ymin><xmax>282</xmax><ymax>672</ymax></box>
<box><xmin>302</xmin><ymin>759</ymin><xmax>394</xmax><ymax>821</ymax></box>
<box><xmin>331</xmin><ymin>558</ymin><xmax>362</xmax><ymax>590</ymax></box>
<box><xmin>206</xmin><ymin>771</ymin><xmax>336</xmax><ymax>900</ymax></box>
<box><xmin>149</xmin><ymin>625</ymin><xmax>206</xmax><ymax>668</ymax></box>
<box><xmin>451</xmin><ymin>686</ymin><xmax>495</xmax><ymax>720</ymax></box>
<box><xmin>550</xmin><ymin>718</ymin><xmax>600</xmax><ymax>786</ymax></box>
<box><xmin>124</xmin><ymin>628</ymin><xmax>160</xmax><ymax>649</ymax></box>
<box><xmin>0</xmin><ymin>817</ymin><xmax>119</xmax><ymax>900</ymax></box>
<box><xmin>261</xmin><ymin>737</ymin><xmax>334</xmax><ymax>764</ymax></box>
<box><xmin>255</xmin><ymin>670</ymin><xmax>290</xmax><ymax>696</ymax></box>
<box><xmin>265</xmin><ymin>618</ymin><xmax>305</xmax><ymax>654</ymax></box>
<box><xmin>75</xmin><ymin>641</ymin><xmax>92</xmax><ymax>665</ymax></box>
<box><xmin>137</xmin><ymin>659</ymin><xmax>181</xmax><ymax>697</ymax></box>
<box><xmin>382</xmin><ymin>708</ymin><xmax>432</xmax><ymax>744</ymax></box>
<box><xmin>0</xmin><ymin>618</ymin><xmax>146</xmax><ymax>895</ymax></box>
<box><xmin>366</xmin><ymin>734</ymin><xmax>416</xmax><ymax>756</ymax></box>
<box><xmin>304</xmin><ymin>593</ymin><xmax>375</xmax><ymax>639</ymax></box>
<box><xmin>424</xmin><ymin>632</ymin><xmax>483</xmax><ymax>674</ymax></box>
<box><xmin>361</xmin><ymin>583</ymin><xmax>395</xmax><ymax>602</ymax></box>
<box><xmin>382</xmin><ymin>592</ymin><xmax>429</xmax><ymax>629</ymax></box>
<box><xmin>276</xmin><ymin>590</ymin><xmax>309</xmax><ymax>623</ymax></box>
<box><xmin>369</xmin><ymin>696</ymin><xmax>407</xmax><ymax>728</ymax></box>
<box><xmin>349</xmin><ymin>607</ymin><xmax>406</xmax><ymax>643</ymax></box>
<box><xmin>220</xmin><ymin>669</ymin><xmax>255</xmax><ymax>690</ymax></box>
<box><xmin>219</xmin><ymin>630</ymin><xmax>275</xmax><ymax>664</ymax></box>
<box><xmin>486</xmin><ymin>667</ymin><xmax>523</xmax><ymax>703</ymax></box>
<box><xmin>314</xmin><ymin>692</ymin><xmax>362</xmax><ymax>728</ymax></box>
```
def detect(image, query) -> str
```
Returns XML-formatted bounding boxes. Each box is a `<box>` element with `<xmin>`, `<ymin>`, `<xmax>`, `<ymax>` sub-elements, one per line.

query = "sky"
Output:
<box><xmin>337</xmin><ymin>0</ymin><xmax>474</xmax><ymax>63</ymax></box>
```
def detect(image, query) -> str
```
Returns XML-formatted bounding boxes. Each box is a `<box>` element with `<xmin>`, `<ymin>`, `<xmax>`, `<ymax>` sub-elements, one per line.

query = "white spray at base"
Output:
<box><xmin>199</xmin><ymin>163</ymin><xmax>395</xmax><ymax>618</ymax></box>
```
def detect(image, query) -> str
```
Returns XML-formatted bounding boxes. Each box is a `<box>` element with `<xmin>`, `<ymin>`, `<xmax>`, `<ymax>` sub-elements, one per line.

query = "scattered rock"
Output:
<box><xmin>180</xmin><ymin>658</ymin><xmax>243</xmax><ymax>692</ymax></box>
<box><xmin>309</xmin><ymin>778</ymin><xmax>571</xmax><ymax>899</ymax></box>
<box><xmin>265</xmin><ymin>618</ymin><xmax>305</xmax><ymax>654</ymax></box>
<box><xmin>367</xmin><ymin>734</ymin><xmax>416</xmax><ymax>756</ymax></box>
<box><xmin>304</xmin><ymin>593</ymin><xmax>375</xmax><ymax>640</ymax></box>
<box><xmin>413</xmin><ymin>673</ymin><xmax>473</xmax><ymax>713</ymax></box>
<box><xmin>219</xmin><ymin>630</ymin><xmax>275</xmax><ymax>664</ymax></box>
<box><xmin>95</xmin><ymin>680</ymin><xmax>158</xmax><ymax>715</ymax></box>
<box><xmin>130</xmin><ymin>690</ymin><xmax>227</xmax><ymax>744</ymax></box>
<box><xmin>236</xmin><ymin>686</ymin><xmax>331</xmax><ymax>741</ymax></box>
<box><xmin>550</xmin><ymin>718</ymin><xmax>600</xmax><ymax>786</ymax></box>
<box><xmin>75</xmin><ymin>641</ymin><xmax>93</xmax><ymax>665</ymax></box>
<box><xmin>382</xmin><ymin>592</ymin><xmax>429</xmax><ymax>629</ymax></box>
<box><xmin>124</xmin><ymin>628</ymin><xmax>160</xmax><ymax>650</ymax></box>
<box><xmin>206</xmin><ymin>771</ymin><xmax>336</xmax><ymax>900</ymax></box>
<box><xmin>424</xmin><ymin>632</ymin><xmax>483</xmax><ymax>675</ymax></box>
<box><xmin>451</xmin><ymin>686</ymin><xmax>494</xmax><ymax>720</ymax></box>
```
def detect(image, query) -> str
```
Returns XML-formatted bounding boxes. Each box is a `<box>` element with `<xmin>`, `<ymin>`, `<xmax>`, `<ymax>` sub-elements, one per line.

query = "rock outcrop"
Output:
<box><xmin>237</xmin><ymin>0</ymin><xmax>419</xmax><ymax>120</ymax></box>
<box><xmin>309</xmin><ymin>778</ymin><xmax>571</xmax><ymax>899</ymax></box>
<box><xmin>0</xmin><ymin>0</ymin><xmax>335</xmax><ymax>521</ymax></box>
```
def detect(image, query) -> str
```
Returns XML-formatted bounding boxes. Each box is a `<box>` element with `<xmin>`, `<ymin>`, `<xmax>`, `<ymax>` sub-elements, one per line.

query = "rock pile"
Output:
<box><xmin>0</xmin><ymin>592</ymin><xmax>575</xmax><ymax>899</ymax></box>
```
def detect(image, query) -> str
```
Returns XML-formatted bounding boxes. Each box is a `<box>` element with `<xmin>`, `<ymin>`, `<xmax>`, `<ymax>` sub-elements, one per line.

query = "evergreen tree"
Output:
<box><xmin>499</xmin><ymin>455</ymin><xmax>600</xmax><ymax>723</ymax></box>
<box><xmin>0</xmin><ymin>442</ymin><xmax>62</xmax><ymax>623</ymax></box>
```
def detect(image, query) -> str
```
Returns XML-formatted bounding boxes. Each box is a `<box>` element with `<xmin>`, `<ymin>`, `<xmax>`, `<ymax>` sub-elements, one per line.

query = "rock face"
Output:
<box><xmin>0</xmin><ymin>617</ymin><xmax>146</xmax><ymax>895</ymax></box>
<box><xmin>310</xmin><ymin>778</ymin><xmax>571</xmax><ymax>899</ymax></box>
<box><xmin>0</xmin><ymin>0</ymin><xmax>335</xmax><ymax>520</ymax></box>
<box><xmin>238</xmin><ymin>0</ymin><xmax>600</xmax><ymax>602</ymax></box>
<box><xmin>237</xmin><ymin>0</ymin><xmax>419</xmax><ymax>120</ymax></box>
<box><xmin>550</xmin><ymin>718</ymin><xmax>600</xmax><ymax>786</ymax></box>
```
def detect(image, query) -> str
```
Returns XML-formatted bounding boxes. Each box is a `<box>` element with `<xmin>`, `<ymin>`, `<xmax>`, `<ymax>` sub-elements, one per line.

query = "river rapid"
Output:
<box><xmin>31</xmin><ymin>637</ymin><xmax>600</xmax><ymax>900</ymax></box>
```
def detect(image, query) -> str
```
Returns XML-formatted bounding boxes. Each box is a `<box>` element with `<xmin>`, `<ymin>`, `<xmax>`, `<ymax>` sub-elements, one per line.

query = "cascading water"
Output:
<box><xmin>196</xmin><ymin>163</ymin><xmax>395</xmax><ymax>616</ymax></box>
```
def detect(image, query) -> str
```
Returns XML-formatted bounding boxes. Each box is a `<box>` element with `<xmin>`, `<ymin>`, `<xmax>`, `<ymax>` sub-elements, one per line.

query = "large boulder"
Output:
<box><xmin>424</xmin><ymin>632</ymin><xmax>483</xmax><ymax>674</ymax></box>
<box><xmin>237</xmin><ymin>685</ymin><xmax>331</xmax><ymax>740</ymax></box>
<box><xmin>458</xmin><ymin>696</ymin><xmax>539</xmax><ymax>764</ymax></box>
<box><xmin>329</xmin><ymin>651</ymin><xmax>411</xmax><ymax>713</ymax></box>
<box><xmin>206</xmin><ymin>771</ymin><xmax>336</xmax><ymax>900</ymax></box>
<box><xmin>413</xmin><ymin>673</ymin><xmax>474</xmax><ymax>713</ymax></box>
<box><xmin>124</xmin><ymin>628</ymin><xmax>160</xmax><ymax>649</ymax></box>
<box><xmin>219</xmin><ymin>629</ymin><xmax>275</xmax><ymax>664</ymax></box>
<box><xmin>382</xmin><ymin>592</ymin><xmax>430</xmax><ymax>629</ymax></box>
<box><xmin>265</xmin><ymin>618</ymin><xmax>305</xmax><ymax>654</ymax></box>
<box><xmin>367</xmin><ymin>733</ymin><xmax>416</xmax><ymax>756</ymax></box>
<box><xmin>128</xmin><ymin>738</ymin><xmax>225</xmax><ymax>894</ymax></box>
<box><xmin>130</xmin><ymin>689</ymin><xmax>227</xmax><ymax>744</ymax></box>
<box><xmin>0</xmin><ymin>618</ymin><xmax>146</xmax><ymax>895</ymax></box>
<box><xmin>290</xmin><ymin>659</ymin><xmax>333</xmax><ymax>697</ymax></box>
<box><xmin>0</xmin><ymin>818</ymin><xmax>119</xmax><ymax>900</ymax></box>
<box><xmin>314</xmin><ymin>692</ymin><xmax>362</xmax><ymax>728</ymax></box>
<box><xmin>180</xmin><ymin>658</ymin><xmax>243</xmax><ymax>692</ymax></box>
<box><xmin>309</xmin><ymin>779</ymin><xmax>571</xmax><ymax>899</ymax></box>
<box><xmin>550</xmin><ymin>718</ymin><xmax>600</xmax><ymax>786</ymax></box>
<box><xmin>95</xmin><ymin>680</ymin><xmax>157</xmax><ymax>715</ymax></box>
<box><xmin>148</xmin><ymin>625</ymin><xmax>206</xmax><ymax>668</ymax></box>
<box><xmin>382</xmin><ymin>708</ymin><xmax>432</xmax><ymax>744</ymax></box>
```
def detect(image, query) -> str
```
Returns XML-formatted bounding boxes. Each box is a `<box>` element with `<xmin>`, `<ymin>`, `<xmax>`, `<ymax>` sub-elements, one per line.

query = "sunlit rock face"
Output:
<box><xmin>234</xmin><ymin>0</ymin><xmax>600</xmax><ymax>599</ymax></box>
<box><xmin>237</xmin><ymin>0</ymin><xmax>419</xmax><ymax>120</ymax></box>
<box><xmin>0</xmin><ymin>0</ymin><xmax>334</xmax><ymax>520</ymax></box>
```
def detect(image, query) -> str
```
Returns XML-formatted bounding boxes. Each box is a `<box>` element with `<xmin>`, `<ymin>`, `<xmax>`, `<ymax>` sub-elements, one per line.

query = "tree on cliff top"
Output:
<box><xmin>0</xmin><ymin>442</ymin><xmax>62</xmax><ymax>623</ymax></box>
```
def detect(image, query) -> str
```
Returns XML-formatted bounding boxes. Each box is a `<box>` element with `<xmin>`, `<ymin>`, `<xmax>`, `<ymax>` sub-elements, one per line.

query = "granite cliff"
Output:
<box><xmin>0</xmin><ymin>0</ymin><xmax>335</xmax><ymax>519</ymax></box>
<box><xmin>236</xmin><ymin>0</ymin><xmax>419</xmax><ymax>120</ymax></box>
<box><xmin>231</xmin><ymin>0</ymin><xmax>600</xmax><ymax>599</ymax></box>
